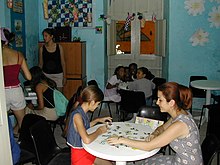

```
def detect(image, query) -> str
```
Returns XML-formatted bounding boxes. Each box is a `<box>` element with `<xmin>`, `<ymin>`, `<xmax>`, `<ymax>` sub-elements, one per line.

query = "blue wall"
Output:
<box><xmin>38</xmin><ymin>0</ymin><xmax>107</xmax><ymax>90</ymax></box>
<box><xmin>166</xmin><ymin>1</ymin><xmax>220</xmax><ymax>86</ymax></box>
<box><xmin>25</xmin><ymin>1</ymin><xmax>39</xmax><ymax>67</ymax></box>
<box><xmin>0</xmin><ymin>1</ymin><xmax>11</xmax><ymax>27</ymax></box>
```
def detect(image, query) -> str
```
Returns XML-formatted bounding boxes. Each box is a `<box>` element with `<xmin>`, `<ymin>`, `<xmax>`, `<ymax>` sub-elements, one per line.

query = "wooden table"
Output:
<box><xmin>82</xmin><ymin>122</ymin><xmax>160</xmax><ymax>165</ymax></box>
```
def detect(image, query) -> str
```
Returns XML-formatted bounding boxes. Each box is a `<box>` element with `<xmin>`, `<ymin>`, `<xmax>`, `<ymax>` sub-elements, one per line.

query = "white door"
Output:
<box><xmin>107</xmin><ymin>0</ymin><xmax>165</xmax><ymax>78</ymax></box>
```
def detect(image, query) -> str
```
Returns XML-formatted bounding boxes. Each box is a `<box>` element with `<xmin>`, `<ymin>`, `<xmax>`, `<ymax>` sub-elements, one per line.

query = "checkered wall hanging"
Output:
<box><xmin>47</xmin><ymin>0</ymin><xmax>93</xmax><ymax>27</ymax></box>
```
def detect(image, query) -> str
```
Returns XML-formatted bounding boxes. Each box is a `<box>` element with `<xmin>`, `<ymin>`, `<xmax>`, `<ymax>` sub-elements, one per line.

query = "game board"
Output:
<box><xmin>93</xmin><ymin>122</ymin><xmax>152</xmax><ymax>150</ymax></box>
<box><xmin>47</xmin><ymin>0</ymin><xmax>93</xmax><ymax>28</ymax></box>
<box><xmin>83</xmin><ymin>122</ymin><xmax>160</xmax><ymax>164</ymax></box>
<box><xmin>135</xmin><ymin>116</ymin><xmax>164</xmax><ymax>130</ymax></box>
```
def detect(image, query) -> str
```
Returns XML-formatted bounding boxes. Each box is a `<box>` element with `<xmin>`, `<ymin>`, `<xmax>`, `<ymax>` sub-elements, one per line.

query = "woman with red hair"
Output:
<box><xmin>108</xmin><ymin>82</ymin><xmax>203</xmax><ymax>165</ymax></box>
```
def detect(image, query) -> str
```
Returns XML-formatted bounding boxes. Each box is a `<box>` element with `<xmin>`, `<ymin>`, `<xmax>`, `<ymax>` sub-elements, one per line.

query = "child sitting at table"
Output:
<box><xmin>66</xmin><ymin>85</ymin><xmax>112</xmax><ymax>165</ymax></box>
<box><xmin>127</xmin><ymin>67</ymin><xmax>155</xmax><ymax>105</ymax></box>
<box><xmin>129</xmin><ymin>63</ymin><xmax>138</xmax><ymax>81</ymax></box>
<box><xmin>107</xmin><ymin>82</ymin><xmax>203</xmax><ymax>165</ymax></box>
<box><xmin>104</xmin><ymin>65</ymin><xmax>125</xmax><ymax>102</ymax></box>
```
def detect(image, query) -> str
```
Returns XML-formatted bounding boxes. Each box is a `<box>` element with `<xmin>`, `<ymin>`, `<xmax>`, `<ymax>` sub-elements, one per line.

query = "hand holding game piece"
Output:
<box><xmin>98</xmin><ymin>117</ymin><xmax>112</xmax><ymax>124</ymax></box>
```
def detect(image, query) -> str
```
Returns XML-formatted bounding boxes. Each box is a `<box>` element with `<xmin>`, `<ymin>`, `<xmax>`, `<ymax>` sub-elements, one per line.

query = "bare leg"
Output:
<box><xmin>94</xmin><ymin>157</ymin><xmax>113</xmax><ymax>165</ymax></box>
<box><xmin>13</xmin><ymin>109</ymin><xmax>25</xmax><ymax>129</ymax></box>
<box><xmin>13</xmin><ymin>123</ymin><xmax>19</xmax><ymax>135</ymax></box>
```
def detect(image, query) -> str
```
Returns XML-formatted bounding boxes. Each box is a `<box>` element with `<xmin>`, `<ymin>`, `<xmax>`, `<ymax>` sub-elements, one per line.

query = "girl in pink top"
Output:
<box><xmin>1</xmin><ymin>27</ymin><xmax>32</xmax><ymax>134</ymax></box>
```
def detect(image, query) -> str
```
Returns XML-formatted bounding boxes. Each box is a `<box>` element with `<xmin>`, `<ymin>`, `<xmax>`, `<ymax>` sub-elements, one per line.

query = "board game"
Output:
<box><xmin>90</xmin><ymin>122</ymin><xmax>153</xmax><ymax>150</ymax></box>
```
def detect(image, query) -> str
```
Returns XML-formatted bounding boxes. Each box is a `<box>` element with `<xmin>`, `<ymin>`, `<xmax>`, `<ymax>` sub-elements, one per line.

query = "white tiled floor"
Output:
<box><xmin>44</xmin><ymin>104</ymin><xmax>219</xmax><ymax>165</ymax></box>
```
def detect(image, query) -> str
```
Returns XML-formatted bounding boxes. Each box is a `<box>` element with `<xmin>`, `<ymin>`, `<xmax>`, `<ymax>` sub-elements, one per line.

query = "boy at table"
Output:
<box><xmin>67</xmin><ymin>85</ymin><xmax>113</xmax><ymax>165</ymax></box>
<box><xmin>108</xmin><ymin>82</ymin><xmax>203</xmax><ymax>165</ymax></box>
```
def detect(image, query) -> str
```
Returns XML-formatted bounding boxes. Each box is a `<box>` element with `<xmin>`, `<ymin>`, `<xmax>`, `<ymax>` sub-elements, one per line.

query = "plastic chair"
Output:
<box><xmin>90</xmin><ymin>79</ymin><xmax>119</xmax><ymax>120</ymax></box>
<box><xmin>152</xmin><ymin>77</ymin><xmax>166</xmax><ymax>105</ymax></box>
<box><xmin>18</xmin><ymin>114</ymin><xmax>46</xmax><ymax>153</ymax></box>
<box><xmin>97</xmin><ymin>100</ymin><xmax>119</xmax><ymax>118</ymax></box>
<box><xmin>136</xmin><ymin>105</ymin><xmax>168</xmax><ymax>121</ymax></box>
<box><xmin>29</xmin><ymin>119</ymin><xmax>70</xmax><ymax>165</ymax></box>
<box><xmin>47</xmin><ymin>116</ymin><xmax>66</xmax><ymax>134</ymax></box>
<box><xmin>198</xmin><ymin>96</ymin><xmax>220</xmax><ymax>129</ymax></box>
<box><xmin>201</xmin><ymin>134</ymin><xmax>220</xmax><ymax>165</ymax></box>
<box><xmin>119</xmin><ymin>89</ymin><xmax>146</xmax><ymax>121</ymax></box>
<box><xmin>136</xmin><ymin>105</ymin><xmax>170</xmax><ymax>155</ymax></box>
<box><xmin>212</xmin><ymin>94</ymin><xmax>220</xmax><ymax>104</ymax></box>
<box><xmin>189</xmin><ymin>76</ymin><xmax>207</xmax><ymax>114</ymax></box>
<box><xmin>47</xmin><ymin>86</ymin><xmax>83</xmax><ymax>135</ymax></box>
<box><xmin>204</xmin><ymin>104</ymin><xmax>220</xmax><ymax>139</ymax></box>
<box><xmin>16</xmin><ymin>149</ymin><xmax>36</xmax><ymax>165</ymax></box>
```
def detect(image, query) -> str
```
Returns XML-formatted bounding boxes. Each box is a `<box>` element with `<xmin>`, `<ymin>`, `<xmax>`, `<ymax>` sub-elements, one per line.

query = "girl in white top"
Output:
<box><xmin>104</xmin><ymin>66</ymin><xmax>125</xmax><ymax>102</ymax></box>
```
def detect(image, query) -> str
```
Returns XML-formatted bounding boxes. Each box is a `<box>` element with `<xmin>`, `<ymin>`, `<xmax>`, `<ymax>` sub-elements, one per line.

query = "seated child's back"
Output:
<box><xmin>128</xmin><ymin>67</ymin><xmax>155</xmax><ymax>105</ymax></box>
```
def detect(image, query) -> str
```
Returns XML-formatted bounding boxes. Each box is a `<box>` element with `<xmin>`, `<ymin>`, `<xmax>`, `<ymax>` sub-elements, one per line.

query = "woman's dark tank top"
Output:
<box><xmin>42</xmin><ymin>44</ymin><xmax>63</xmax><ymax>74</ymax></box>
<box><xmin>43</xmin><ymin>87</ymin><xmax>55</xmax><ymax>108</ymax></box>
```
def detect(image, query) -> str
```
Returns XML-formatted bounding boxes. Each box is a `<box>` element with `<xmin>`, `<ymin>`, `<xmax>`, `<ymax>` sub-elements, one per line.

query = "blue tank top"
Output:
<box><xmin>67</xmin><ymin>106</ymin><xmax>90</xmax><ymax>148</ymax></box>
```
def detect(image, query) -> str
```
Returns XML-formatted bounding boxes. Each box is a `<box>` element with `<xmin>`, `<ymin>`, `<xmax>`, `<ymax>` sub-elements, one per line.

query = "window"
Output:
<box><xmin>107</xmin><ymin>0</ymin><xmax>165</xmax><ymax>56</ymax></box>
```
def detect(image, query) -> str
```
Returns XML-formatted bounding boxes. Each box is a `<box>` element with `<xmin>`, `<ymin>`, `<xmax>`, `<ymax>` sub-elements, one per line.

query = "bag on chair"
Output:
<box><xmin>43</xmin><ymin>84</ymin><xmax>68</xmax><ymax>117</ymax></box>
<box><xmin>53</xmin><ymin>89</ymin><xmax>68</xmax><ymax>116</ymax></box>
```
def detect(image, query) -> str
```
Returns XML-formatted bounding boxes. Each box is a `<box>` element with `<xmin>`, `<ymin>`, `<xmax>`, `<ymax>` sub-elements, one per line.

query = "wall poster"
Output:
<box><xmin>48</xmin><ymin>0</ymin><xmax>93</xmax><ymax>28</ymax></box>
<box><xmin>13</xmin><ymin>0</ymin><xmax>23</xmax><ymax>13</ymax></box>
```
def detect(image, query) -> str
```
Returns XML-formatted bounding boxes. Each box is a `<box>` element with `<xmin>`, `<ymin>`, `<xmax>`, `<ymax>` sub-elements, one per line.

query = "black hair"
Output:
<box><xmin>1</xmin><ymin>28</ymin><xmax>15</xmax><ymax>45</ymax></box>
<box><xmin>114</xmin><ymin>65</ymin><xmax>124</xmax><ymax>75</ymax></box>
<box><xmin>129</xmin><ymin>63</ymin><xmax>138</xmax><ymax>69</ymax></box>
<box><xmin>29</xmin><ymin>66</ymin><xmax>57</xmax><ymax>91</ymax></box>
<box><xmin>138</xmin><ymin>67</ymin><xmax>155</xmax><ymax>80</ymax></box>
<box><xmin>138</xmin><ymin>67</ymin><xmax>149</xmax><ymax>78</ymax></box>
<box><xmin>87</xmin><ymin>80</ymin><xmax>98</xmax><ymax>87</ymax></box>
<box><xmin>42</xmin><ymin>28</ymin><xmax>54</xmax><ymax>36</ymax></box>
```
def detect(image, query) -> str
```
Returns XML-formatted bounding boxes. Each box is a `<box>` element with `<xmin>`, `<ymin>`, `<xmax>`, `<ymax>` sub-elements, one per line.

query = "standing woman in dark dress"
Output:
<box><xmin>38</xmin><ymin>28</ymin><xmax>66</xmax><ymax>92</ymax></box>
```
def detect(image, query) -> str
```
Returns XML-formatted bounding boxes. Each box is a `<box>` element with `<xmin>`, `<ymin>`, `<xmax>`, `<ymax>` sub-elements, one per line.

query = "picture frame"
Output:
<box><xmin>13</xmin><ymin>0</ymin><xmax>23</xmax><ymax>13</ymax></box>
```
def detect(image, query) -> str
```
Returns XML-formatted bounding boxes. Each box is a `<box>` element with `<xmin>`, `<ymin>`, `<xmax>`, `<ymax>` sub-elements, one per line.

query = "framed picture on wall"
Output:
<box><xmin>14</xmin><ymin>19</ymin><xmax>22</xmax><ymax>32</ymax></box>
<box><xmin>15</xmin><ymin>34</ymin><xmax>23</xmax><ymax>47</ymax></box>
<box><xmin>13</xmin><ymin>0</ymin><xmax>23</xmax><ymax>13</ymax></box>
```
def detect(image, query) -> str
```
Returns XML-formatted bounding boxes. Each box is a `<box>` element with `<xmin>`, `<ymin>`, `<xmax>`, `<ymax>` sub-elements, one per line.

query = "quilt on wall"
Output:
<box><xmin>48</xmin><ymin>0</ymin><xmax>93</xmax><ymax>27</ymax></box>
